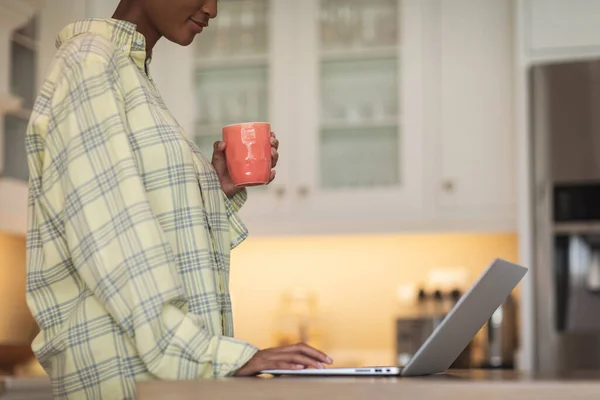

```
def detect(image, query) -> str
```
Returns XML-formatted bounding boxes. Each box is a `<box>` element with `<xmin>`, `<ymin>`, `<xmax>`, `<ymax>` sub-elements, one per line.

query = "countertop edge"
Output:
<box><xmin>136</xmin><ymin>377</ymin><xmax>600</xmax><ymax>400</ymax></box>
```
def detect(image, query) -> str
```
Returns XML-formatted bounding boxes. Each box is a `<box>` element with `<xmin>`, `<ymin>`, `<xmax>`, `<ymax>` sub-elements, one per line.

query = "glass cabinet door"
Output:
<box><xmin>193</xmin><ymin>0</ymin><xmax>271</xmax><ymax>203</ymax></box>
<box><xmin>193</xmin><ymin>0</ymin><xmax>270</xmax><ymax>159</ymax></box>
<box><xmin>293</xmin><ymin>0</ymin><xmax>426</xmax><ymax>219</ymax></box>
<box><xmin>319</xmin><ymin>0</ymin><xmax>400</xmax><ymax>189</ymax></box>
<box><xmin>192</xmin><ymin>0</ymin><xmax>294</xmax><ymax>225</ymax></box>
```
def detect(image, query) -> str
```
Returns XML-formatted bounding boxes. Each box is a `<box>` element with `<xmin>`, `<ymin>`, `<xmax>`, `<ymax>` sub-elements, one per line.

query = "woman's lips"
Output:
<box><xmin>189</xmin><ymin>18</ymin><xmax>208</xmax><ymax>32</ymax></box>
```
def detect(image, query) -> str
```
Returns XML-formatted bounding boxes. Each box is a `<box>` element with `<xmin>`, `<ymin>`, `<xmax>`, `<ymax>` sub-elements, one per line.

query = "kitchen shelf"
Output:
<box><xmin>196</xmin><ymin>123</ymin><xmax>225</xmax><ymax>135</ymax></box>
<box><xmin>320</xmin><ymin>45</ymin><xmax>399</xmax><ymax>62</ymax></box>
<box><xmin>11</xmin><ymin>32</ymin><xmax>37</xmax><ymax>51</ymax></box>
<box><xmin>321</xmin><ymin>116</ymin><xmax>399</xmax><ymax>131</ymax></box>
<box><xmin>7</xmin><ymin>107</ymin><xmax>32</xmax><ymax>120</ymax></box>
<box><xmin>320</xmin><ymin>126</ymin><xmax>400</xmax><ymax>189</ymax></box>
<box><xmin>0</xmin><ymin>94</ymin><xmax>23</xmax><ymax>116</ymax></box>
<box><xmin>195</xmin><ymin>54</ymin><xmax>269</xmax><ymax>70</ymax></box>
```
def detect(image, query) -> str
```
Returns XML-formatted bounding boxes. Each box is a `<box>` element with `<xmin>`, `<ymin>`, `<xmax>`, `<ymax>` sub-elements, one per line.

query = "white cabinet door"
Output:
<box><xmin>525</xmin><ymin>0</ymin><xmax>600</xmax><ymax>61</ymax></box>
<box><xmin>435</xmin><ymin>0</ymin><xmax>516</xmax><ymax>230</ymax></box>
<box><xmin>288</xmin><ymin>0</ymin><xmax>427</xmax><ymax>233</ymax></box>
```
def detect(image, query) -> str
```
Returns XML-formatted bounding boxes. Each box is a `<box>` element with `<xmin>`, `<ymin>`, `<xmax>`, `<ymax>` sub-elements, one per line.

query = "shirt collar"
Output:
<box><xmin>56</xmin><ymin>18</ymin><xmax>150</xmax><ymax>70</ymax></box>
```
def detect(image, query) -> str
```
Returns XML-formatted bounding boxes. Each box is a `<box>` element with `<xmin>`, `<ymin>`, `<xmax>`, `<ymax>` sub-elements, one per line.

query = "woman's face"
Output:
<box><xmin>145</xmin><ymin>0</ymin><xmax>217</xmax><ymax>46</ymax></box>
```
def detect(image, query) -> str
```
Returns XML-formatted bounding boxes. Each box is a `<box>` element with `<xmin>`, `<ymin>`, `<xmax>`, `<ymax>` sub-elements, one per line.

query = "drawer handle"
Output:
<box><xmin>442</xmin><ymin>180</ymin><xmax>455</xmax><ymax>193</ymax></box>
<box><xmin>297</xmin><ymin>186</ymin><xmax>310</xmax><ymax>197</ymax></box>
<box><xmin>274</xmin><ymin>186</ymin><xmax>286</xmax><ymax>198</ymax></box>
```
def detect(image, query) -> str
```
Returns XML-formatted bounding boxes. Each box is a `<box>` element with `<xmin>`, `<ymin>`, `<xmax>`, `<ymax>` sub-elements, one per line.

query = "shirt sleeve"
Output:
<box><xmin>229</xmin><ymin>188</ymin><xmax>248</xmax><ymax>213</ymax></box>
<box><xmin>44</xmin><ymin>54</ymin><xmax>257</xmax><ymax>379</ymax></box>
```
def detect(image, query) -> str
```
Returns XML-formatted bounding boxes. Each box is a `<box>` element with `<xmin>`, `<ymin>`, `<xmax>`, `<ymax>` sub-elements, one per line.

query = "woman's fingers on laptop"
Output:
<box><xmin>275</xmin><ymin>362</ymin><xmax>306</xmax><ymax>370</ymax></box>
<box><xmin>281</xmin><ymin>343</ymin><xmax>333</xmax><ymax>364</ymax></box>
<box><xmin>233</xmin><ymin>342</ymin><xmax>334</xmax><ymax>375</ymax></box>
<box><xmin>270</xmin><ymin>353</ymin><xmax>324</xmax><ymax>369</ymax></box>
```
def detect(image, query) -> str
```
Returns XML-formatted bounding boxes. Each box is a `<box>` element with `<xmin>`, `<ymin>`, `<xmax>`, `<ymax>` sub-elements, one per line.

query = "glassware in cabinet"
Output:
<box><xmin>198</xmin><ymin>0</ymin><xmax>269</xmax><ymax>59</ymax></box>
<box><xmin>318</xmin><ymin>0</ymin><xmax>401</xmax><ymax>190</ymax></box>
<box><xmin>320</xmin><ymin>0</ymin><xmax>398</xmax><ymax>51</ymax></box>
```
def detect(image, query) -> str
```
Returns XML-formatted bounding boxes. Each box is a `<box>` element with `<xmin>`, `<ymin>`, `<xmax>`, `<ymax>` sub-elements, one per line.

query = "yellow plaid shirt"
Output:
<box><xmin>25</xmin><ymin>18</ymin><xmax>258</xmax><ymax>399</ymax></box>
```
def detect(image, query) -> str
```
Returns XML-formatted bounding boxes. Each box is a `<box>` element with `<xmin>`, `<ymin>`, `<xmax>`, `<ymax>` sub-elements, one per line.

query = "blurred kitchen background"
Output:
<box><xmin>2</xmin><ymin>0</ymin><xmax>600</xmax><ymax>383</ymax></box>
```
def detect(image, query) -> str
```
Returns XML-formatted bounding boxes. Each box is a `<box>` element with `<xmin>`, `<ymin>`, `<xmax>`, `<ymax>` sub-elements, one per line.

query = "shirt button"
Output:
<box><xmin>135</xmin><ymin>39</ymin><xmax>143</xmax><ymax>46</ymax></box>
<box><xmin>122</xmin><ymin>45</ymin><xmax>128</xmax><ymax>51</ymax></box>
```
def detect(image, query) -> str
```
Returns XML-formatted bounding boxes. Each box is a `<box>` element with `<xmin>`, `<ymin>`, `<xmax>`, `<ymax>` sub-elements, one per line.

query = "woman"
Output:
<box><xmin>25</xmin><ymin>0</ymin><xmax>331</xmax><ymax>398</ymax></box>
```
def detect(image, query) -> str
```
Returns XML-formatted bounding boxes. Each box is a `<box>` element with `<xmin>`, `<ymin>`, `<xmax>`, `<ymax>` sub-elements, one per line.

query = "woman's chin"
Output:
<box><xmin>165</xmin><ymin>29</ymin><xmax>197</xmax><ymax>47</ymax></box>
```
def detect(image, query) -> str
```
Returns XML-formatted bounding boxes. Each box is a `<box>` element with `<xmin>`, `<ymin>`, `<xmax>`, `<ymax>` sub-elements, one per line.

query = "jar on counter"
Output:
<box><xmin>272</xmin><ymin>288</ymin><xmax>324</xmax><ymax>350</ymax></box>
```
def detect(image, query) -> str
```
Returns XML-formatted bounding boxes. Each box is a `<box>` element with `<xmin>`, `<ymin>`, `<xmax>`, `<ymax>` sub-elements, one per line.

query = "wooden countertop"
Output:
<box><xmin>136</xmin><ymin>370</ymin><xmax>600</xmax><ymax>400</ymax></box>
<box><xmin>0</xmin><ymin>376</ymin><xmax>52</xmax><ymax>399</ymax></box>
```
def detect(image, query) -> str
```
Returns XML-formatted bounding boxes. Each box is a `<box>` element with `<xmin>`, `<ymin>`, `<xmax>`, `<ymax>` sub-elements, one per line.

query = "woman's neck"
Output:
<box><xmin>112</xmin><ymin>0</ymin><xmax>160</xmax><ymax>54</ymax></box>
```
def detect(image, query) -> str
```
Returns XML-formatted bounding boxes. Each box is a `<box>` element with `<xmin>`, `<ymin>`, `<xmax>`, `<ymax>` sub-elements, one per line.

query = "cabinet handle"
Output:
<box><xmin>442</xmin><ymin>180</ymin><xmax>455</xmax><ymax>193</ymax></box>
<box><xmin>297</xmin><ymin>186</ymin><xmax>310</xmax><ymax>198</ymax></box>
<box><xmin>274</xmin><ymin>186</ymin><xmax>286</xmax><ymax>198</ymax></box>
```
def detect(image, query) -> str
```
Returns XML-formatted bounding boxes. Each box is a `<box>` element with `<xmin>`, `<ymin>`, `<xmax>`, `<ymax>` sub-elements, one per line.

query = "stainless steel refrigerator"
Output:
<box><xmin>530</xmin><ymin>59</ymin><xmax>600</xmax><ymax>374</ymax></box>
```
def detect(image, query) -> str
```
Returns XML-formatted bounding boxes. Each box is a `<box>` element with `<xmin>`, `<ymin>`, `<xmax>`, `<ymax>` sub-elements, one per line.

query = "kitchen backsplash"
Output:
<box><xmin>229</xmin><ymin>232</ymin><xmax>519</xmax><ymax>365</ymax></box>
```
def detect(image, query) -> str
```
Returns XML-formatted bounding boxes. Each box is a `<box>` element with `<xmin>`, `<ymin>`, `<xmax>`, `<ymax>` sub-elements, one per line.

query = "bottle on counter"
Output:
<box><xmin>416</xmin><ymin>287</ymin><xmax>429</xmax><ymax>317</ymax></box>
<box><xmin>442</xmin><ymin>288</ymin><xmax>463</xmax><ymax>314</ymax></box>
<box><xmin>432</xmin><ymin>289</ymin><xmax>445</xmax><ymax>317</ymax></box>
<box><xmin>272</xmin><ymin>288</ymin><xmax>324</xmax><ymax>350</ymax></box>
<box><xmin>395</xmin><ymin>283</ymin><xmax>419</xmax><ymax>319</ymax></box>
<box><xmin>413</xmin><ymin>287</ymin><xmax>445</xmax><ymax>319</ymax></box>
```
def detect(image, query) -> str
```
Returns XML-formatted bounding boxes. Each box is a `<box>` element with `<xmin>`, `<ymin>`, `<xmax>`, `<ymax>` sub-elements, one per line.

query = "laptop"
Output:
<box><xmin>260</xmin><ymin>258</ymin><xmax>527</xmax><ymax>377</ymax></box>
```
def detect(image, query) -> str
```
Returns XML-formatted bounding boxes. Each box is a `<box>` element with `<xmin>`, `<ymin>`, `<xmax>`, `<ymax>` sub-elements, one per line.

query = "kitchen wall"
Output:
<box><xmin>229</xmin><ymin>232</ymin><xmax>518</xmax><ymax>365</ymax></box>
<box><xmin>0</xmin><ymin>233</ymin><xmax>36</xmax><ymax>344</ymax></box>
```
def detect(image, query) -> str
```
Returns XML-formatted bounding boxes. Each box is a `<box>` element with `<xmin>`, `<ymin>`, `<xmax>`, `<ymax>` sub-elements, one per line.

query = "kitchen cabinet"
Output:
<box><xmin>0</xmin><ymin>0</ymin><xmax>44</xmax><ymax>236</ymax></box>
<box><xmin>0</xmin><ymin>0</ymin><xmax>519</xmax><ymax>237</ymax></box>
<box><xmin>284</xmin><ymin>0</ymin><xmax>427</xmax><ymax>233</ymax></box>
<box><xmin>8</xmin><ymin>0</ymin><xmax>515</xmax><ymax>236</ymax></box>
<box><xmin>433</xmin><ymin>0</ymin><xmax>516</xmax><ymax>229</ymax></box>
<box><xmin>522</xmin><ymin>0</ymin><xmax>600</xmax><ymax>62</ymax></box>
<box><xmin>0</xmin><ymin>0</ymin><xmax>83</xmax><ymax>235</ymax></box>
<box><xmin>163</xmin><ymin>0</ymin><xmax>427</xmax><ymax>235</ymax></box>
<box><xmin>150</xmin><ymin>0</ymin><xmax>517</xmax><ymax>235</ymax></box>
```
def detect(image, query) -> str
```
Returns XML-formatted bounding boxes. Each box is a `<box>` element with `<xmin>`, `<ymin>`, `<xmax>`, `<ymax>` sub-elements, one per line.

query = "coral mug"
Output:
<box><xmin>222</xmin><ymin>122</ymin><xmax>272</xmax><ymax>187</ymax></box>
